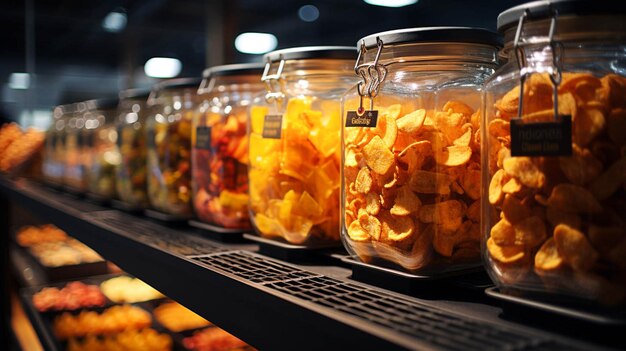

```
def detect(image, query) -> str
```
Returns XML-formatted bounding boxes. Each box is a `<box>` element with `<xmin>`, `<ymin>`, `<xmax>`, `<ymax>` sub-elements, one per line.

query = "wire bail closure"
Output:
<box><xmin>513</xmin><ymin>7</ymin><xmax>563</xmax><ymax>121</ymax></box>
<box><xmin>262</xmin><ymin>56</ymin><xmax>286</xmax><ymax>104</ymax></box>
<box><xmin>354</xmin><ymin>37</ymin><xmax>387</xmax><ymax>116</ymax></box>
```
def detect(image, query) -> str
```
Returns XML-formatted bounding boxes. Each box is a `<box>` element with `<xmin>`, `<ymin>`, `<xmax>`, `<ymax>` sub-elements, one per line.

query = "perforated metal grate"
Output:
<box><xmin>84</xmin><ymin>211</ymin><xmax>225</xmax><ymax>256</ymax></box>
<box><xmin>192</xmin><ymin>251</ymin><xmax>588</xmax><ymax>351</ymax></box>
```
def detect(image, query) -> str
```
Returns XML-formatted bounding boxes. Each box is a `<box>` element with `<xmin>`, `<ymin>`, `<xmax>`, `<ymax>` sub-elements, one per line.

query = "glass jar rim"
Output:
<box><xmin>358</xmin><ymin>27</ymin><xmax>502</xmax><ymax>51</ymax></box>
<box><xmin>202</xmin><ymin>62</ymin><xmax>264</xmax><ymax>79</ymax></box>
<box><xmin>119</xmin><ymin>88</ymin><xmax>150</xmax><ymax>100</ymax></box>
<box><xmin>263</xmin><ymin>46</ymin><xmax>356</xmax><ymax>63</ymax></box>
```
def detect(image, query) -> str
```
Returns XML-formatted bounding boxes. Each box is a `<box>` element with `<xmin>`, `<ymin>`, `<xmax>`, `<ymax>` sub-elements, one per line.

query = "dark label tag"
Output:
<box><xmin>195</xmin><ymin>126</ymin><xmax>212</xmax><ymax>150</ymax></box>
<box><xmin>345</xmin><ymin>110</ymin><xmax>378</xmax><ymax>127</ymax></box>
<box><xmin>262</xmin><ymin>115</ymin><xmax>283</xmax><ymax>139</ymax></box>
<box><xmin>510</xmin><ymin>115</ymin><xmax>572</xmax><ymax>157</ymax></box>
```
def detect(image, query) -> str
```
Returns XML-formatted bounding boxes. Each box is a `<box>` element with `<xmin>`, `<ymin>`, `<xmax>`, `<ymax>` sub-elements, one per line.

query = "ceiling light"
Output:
<box><xmin>234</xmin><ymin>32</ymin><xmax>278</xmax><ymax>54</ymax></box>
<box><xmin>144</xmin><ymin>57</ymin><xmax>182</xmax><ymax>78</ymax></box>
<box><xmin>102</xmin><ymin>11</ymin><xmax>127</xmax><ymax>33</ymax></box>
<box><xmin>298</xmin><ymin>5</ymin><xmax>320</xmax><ymax>22</ymax></box>
<box><xmin>363</xmin><ymin>0</ymin><xmax>418</xmax><ymax>8</ymax></box>
<box><xmin>8</xmin><ymin>73</ymin><xmax>30</xmax><ymax>90</ymax></box>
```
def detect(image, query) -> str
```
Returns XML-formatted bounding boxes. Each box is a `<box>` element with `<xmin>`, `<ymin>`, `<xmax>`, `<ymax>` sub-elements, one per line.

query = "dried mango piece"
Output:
<box><xmin>534</xmin><ymin>238</ymin><xmax>563</xmax><ymax>271</ymax></box>
<box><xmin>396</xmin><ymin>109</ymin><xmax>426</xmax><ymax>134</ymax></box>
<box><xmin>379</xmin><ymin>211</ymin><xmax>416</xmax><ymax>251</ymax></box>
<box><xmin>546</xmin><ymin>206</ymin><xmax>582</xmax><ymax>229</ymax></box>
<box><xmin>488</xmin><ymin>119</ymin><xmax>510</xmax><ymax>138</ymax></box>
<box><xmin>365</xmin><ymin>193</ymin><xmax>381</xmax><ymax>215</ymax></box>
<box><xmin>347</xmin><ymin>220</ymin><xmax>370</xmax><ymax>242</ymax></box>
<box><xmin>502</xmin><ymin>194</ymin><xmax>532</xmax><ymax>225</ymax></box>
<box><xmin>254</xmin><ymin>213</ymin><xmax>282</xmax><ymax>237</ymax></box>
<box><xmin>588</xmin><ymin>226</ymin><xmax>625</xmax><ymax>255</ymax></box>
<box><xmin>554</xmin><ymin>224</ymin><xmax>599</xmax><ymax>271</ymax></box>
<box><xmin>588</xmin><ymin>156</ymin><xmax>626</xmax><ymax>201</ymax></box>
<box><xmin>442</xmin><ymin>100</ymin><xmax>474</xmax><ymax>117</ymax></box>
<box><xmin>418</xmin><ymin>200</ymin><xmax>464</xmax><ymax>232</ymax></box>
<box><xmin>559</xmin><ymin>144</ymin><xmax>603</xmax><ymax>185</ymax></box>
<box><xmin>409</xmin><ymin>170</ymin><xmax>454</xmax><ymax>195</ymax></box>
<box><xmin>461</xmin><ymin>169</ymin><xmax>481</xmax><ymax>200</ymax></box>
<box><xmin>487</xmin><ymin>237</ymin><xmax>525</xmax><ymax>264</ymax></box>
<box><xmin>574</xmin><ymin>108</ymin><xmax>605</xmax><ymax>147</ymax></box>
<box><xmin>607</xmin><ymin>108</ymin><xmax>626</xmax><ymax>146</ymax></box>
<box><xmin>358</xmin><ymin>210</ymin><xmax>381</xmax><ymax>241</ymax></box>
<box><xmin>355</xmin><ymin>167</ymin><xmax>373</xmax><ymax>194</ymax></box>
<box><xmin>547</xmin><ymin>183</ymin><xmax>602</xmax><ymax>213</ymax></box>
<box><xmin>488</xmin><ymin>169</ymin><xmax>507</xmax><ymax>205</ymax></box>
<box><xmin>390</xmin><ymin>186</ymin><xmax>421</xmax><ymax>216</ymax></box>
<box><xmin>502</xmin><ymin>157</ymin><xmax>545</xmax><ymax>188</ymax></box>
<box><xmin>434</xmin><ymin>145</ymin><xmax>472</xmax><ymax>167</ymax></box>
<box><xmin>513</xmin><ymin>216</ymin><xmax>547</xmax><ymax>248</ymax></box>
<box><xmin>293</xmin><ymin>191</ymin><xmax>324</xmax><ymax>219</ymax></box>
<box><xmin>285</xmin><ymin>215</ymin><xmax>313</xmax><ymax>244</ymax></box>
<box><xmin>362</xmin><ymin>135</ymin><xmax>394</xmax><ymax>175</ymax></box>
<box><xmin>490</xmin><ymin>218</ymin><xmax>515</xmax><ymax>246</ymax></box>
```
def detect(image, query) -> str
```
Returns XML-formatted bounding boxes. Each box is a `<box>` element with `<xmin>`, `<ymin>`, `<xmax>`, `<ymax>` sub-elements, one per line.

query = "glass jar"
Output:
<box><xmin>342</xmin><ymin>28</ymin><xmax>501</xmax><ymax>273</ymax></box>
<box><xmin>43</xmin><ymin>105</ymin><xmax>69</xmax><ymax>185</ymax></box>
<box><xmin>84</xmin><ymin>98</ymin><xmax>120</xmax><ymax>199</ymax></box>
<box><xmin>63</xmin><ymin>101</ymin><xmax>88</xmax><ymax>191</ymax></box>
<box><xmin>146</xmin><ymin>78</ymin><xmax>201</xmax><ymax>217</ymax></box>
<box><xmin>249</xmin><ymin>47</ymin><xmax>357</xmax><ymax>245</ymax></box>
<box><xmin>116</xmin><ymin>89</ymin><xmax>151</xmax><ymax>208</ymax></box>
<box><xmin>192</xmin><ymin>63</ymin><xmax>264</xmax><ymax>230</ymax></box>
<box><xmin>484</xmin><ymin>1</ymin><xmax>626</xmax><ymax>306</ymax></box>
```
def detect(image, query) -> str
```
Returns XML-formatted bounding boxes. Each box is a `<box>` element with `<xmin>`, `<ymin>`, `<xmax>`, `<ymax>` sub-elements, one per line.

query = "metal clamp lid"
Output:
<box><xmin>354</xmin><ymin>37</ymin><xmax>387</xmax><ymax>114</ymax></box>
<box><xmin>261</xmin><ymin>55</ymin><xmax>286</xmax><ymax>104</ymax></box>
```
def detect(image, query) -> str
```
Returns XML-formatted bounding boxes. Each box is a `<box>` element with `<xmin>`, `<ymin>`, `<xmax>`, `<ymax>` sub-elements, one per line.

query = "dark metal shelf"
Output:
<box><xmin>1</xmin><ymin>178</ymin><xmax>619</xmax><ymax>351</ymax></box>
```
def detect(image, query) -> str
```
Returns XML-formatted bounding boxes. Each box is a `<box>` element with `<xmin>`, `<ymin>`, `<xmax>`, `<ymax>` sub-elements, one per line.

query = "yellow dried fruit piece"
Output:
<box><xmin>554</xmin><ymin>224</ymin><xmax>599</xmax><ymax>271</ymax></box>
<box><xmin>390</xmin><ymin>186</ymin><xmax>421</xmax><ymax>216</ymax></box>
<box><xmin>559</xmin><ymin>144</ymin><xmax>603</xmax><ymax>185</ymax></box>
<box><xmin>490</xmin><ymin>218</ymin><xmax>515</xmax><ymax>246</ymax></box>
<box><xmin>488</xmin><ymin>119</ymin><xmax>510</xmax><ymax>138</ymax></box>
<box><xmin>461</xmin><ymin>169</ymin><xmax>481</xmax><ymax>200</ymax></box>
<box><xmin>418</xmin><ymin>200</ymin><xmax>464</xmax><ymax>232</ymax></box>
<box><xmin>588</xmin><ymin>156</ymin><xmax>626</xmax><ymax>201</ymax></box>
<box><xmin>513</xmin><ymin>216</ymin><xmax>547</xmax><ymax>248</ymax></box>
<box><xmin>503</xmin><ymin>157</ymin><xmax>545</xmax><ymax>188</ymax></box>
<box><xmin>347</xmin><ymin>220</ymin><xmax>370</xmax><ymax>242</ymax></box>
<box><xmin>442</xmin><ymin>100</ymin><xmax>474</xmax><ymax>117</ymax></box>
<box><xmin>396</xmin><ymin>109</ymin><xmax>426</xmax><ymax>134</ymax></box>
<box><xmin>379</xmin><ymin>211</ymin><xmax>416</xmax><ymax>251</ymax></box>
<box><xmin>501</xmin><ymin>178</ymin><xmax>523</xmax><ymax>194</ymax></box>
<box><xmin>547</xmin><ymin>183</ymin><xmax>602</xmax><ymax>213</ymax></box>
<box><xmin>546</xmin><ymin>206</ymin><xmax>582</xmax><ymax>229</ymax></box>
<box><xmin>534</xmin><ymin>238</ymin><xmax>563</xmax><ymax>271</ymax></box>
<box><xmin>409</xmin><ymin>170</ymin><xmax>455</xmax><ymax>195</ymax></box>
<box><xmin>434</xmin><ymin>145</ymin><xmax>472</xmax><ymax>167</ymax></box>
<box><xmin>487</xmin><ymin>237</ymin><xmax>525</xmax><ymax>264</ymax></box>
<box><xmin>365</xmin><ymin>193</ymin><xmax>381</xmax><ymax>215</ymax></box>
<box><xmin>607</xmin><ymin>108</ymin><xmax>626</xmax><ymax>146</ymax></box>
<box><xmin>574</xmin><ymin>108</ymin><xmax>605</xmax><ymax>147</ymax></box>
<box><xmin>362</xmin><ymin>135</ymin><xmax>395</xmax><ymax>175</ymax></box>
<box><xmin>358</xmin><ymin>210</ymin><xmax>382</xmax><ymax>241</ymax></box>
<box><xmin>355</xmin><ymin>167</ymin><xmax>373</xmax><ymax>194</ymax></box>
<box><xmin>488</xmin><ymin>169</ymin><xmax>506</xmax><ymax>205</ymax></box>
<box><xmin>382</xmin><ymin>104</ymin><xmax>402</xmax><ymax>120</ymax></box>
<box><xmin>502</xmin><ymin>194</ymin><xmax>532</xmax><ymax>225</ymax></box>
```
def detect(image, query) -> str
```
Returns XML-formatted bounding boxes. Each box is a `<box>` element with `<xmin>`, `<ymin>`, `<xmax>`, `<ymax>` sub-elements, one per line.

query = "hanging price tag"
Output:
<box><xmin>345</xmin><ymin>110</ymin><xmax>378</xmax><ymax>128</ymax></box>
<box><xmin>510</xmin><ymin>115</ymin><xmax>572</xmax><ymax>157</ymax></box>
<box><xmin>262</xmin><ymin>115</ymin><xmax>283</xmax><ymax>139</ymax></box>
<box><xmin>195</xmin><ymin>126</ymin><xmax>212</xmax><ymax>150</ymax></box>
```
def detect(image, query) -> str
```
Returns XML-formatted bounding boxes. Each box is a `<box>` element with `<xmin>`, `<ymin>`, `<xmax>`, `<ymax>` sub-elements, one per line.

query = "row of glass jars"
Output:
<box><xmin>42</xmin><ymin>0</ymin><xmax>626</xmax><ymax>307</ymax></box>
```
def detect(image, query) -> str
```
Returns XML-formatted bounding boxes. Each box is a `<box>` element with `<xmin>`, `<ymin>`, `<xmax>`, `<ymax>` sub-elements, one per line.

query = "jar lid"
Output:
<box><xmin>264</xmin><ymin>46</ymin><xmax>356</xmax><ymax>63</ymax></box>
<box><xmin>498</xmin><ymin>0</ymin><xmax>626</xmax><ymax>32</ymax></box>
<box><xmin>202</xmin><ymin>62</ymin><xmax>265</xmax><ymax>78</ymax></box>
<box><xmin>119</xmin><ymin>88</ymin><xmax>151</xmax><ymax>100</ymax></box>
<box><xmin>156</xmin><ymin>77</ymin><xmax>203</xmax><ymax>91</ymax></box>
<box><xmin>359</xmin><ymin>27</ymin><xmax>502</xmax><ymax>49</ymax></box>
<box><xmin>86</xmin><ymin>98</ymin><xmax>119</xmax><ymax>111</ymax></box>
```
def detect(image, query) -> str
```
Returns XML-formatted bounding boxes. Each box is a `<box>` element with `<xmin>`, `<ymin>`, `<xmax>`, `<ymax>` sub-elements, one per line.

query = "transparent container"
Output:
<box><xmin>116</xmin><ymin>89</ymin><xmax>151</xmax><ymax>208</ymax></box>
<box><xmin>43</xmin><ymin>105</ymin><xmax>70</xmax><ymax>185</ymax></box>
<box><xmin>84</xmin><ymin>98</ymin><xmax>120</xmax><ymax>199</ymax></box>
<box><xmin>249</xmin><ymin>47</ymin><xmax>357</xmax><ymax>245</ymax></box>
<box><xmin>341</xmin><ymin>28</ymin><xmax>501</xmax><ymax>273</ymax></box>
<box><xmin>192</xmin><ymin>63</ymin><xmax>264</xmax><ymax>230</ymax></box>
<box><xmin>484</xmin><ymin>1</ymin><xmax>626</xmax><ymax>306</ymax></box>
<box><xmin>146</xmin><ymin>78</ymin><xmax>201</xmax><ymax>216</ymax></box>
<box><xmin>63</xmin><ymin>102</ymin><xmax>88</xmax><ymax>191</ymax></box>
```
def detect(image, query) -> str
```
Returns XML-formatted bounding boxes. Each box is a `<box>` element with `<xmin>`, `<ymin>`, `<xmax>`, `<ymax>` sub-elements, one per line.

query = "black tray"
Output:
<box><xmin>188</xmin><ymin>220</ymin><xmax>246</xmax><ymax>243</ymax></box>
<box><xmin>485</xmin><ymin>287</ymin><xmax>626</xmax><ymax>326</ymax></box>
<box><xmin>144</xmin><ymin>209</ymin><xmax>191</xmax><ymax>224</ymax></box>
<box><xmin>342</xmin><ymin>256</ymin><xmax>486</xmax><ymax>296</ymax></box>
<box><xmin>242</xmin><ymin>233</ymin><xmax>342</xmax><ymax>262</ymax></box>
<box><xmin>15</xmin><ymin>244</ymin><xmax>109</xmax><ymax>282</ymax></box>
<box><xmin>110</xmin><ymin>199</ymin><xmax>144</xmax><ymax>213</ymax></box>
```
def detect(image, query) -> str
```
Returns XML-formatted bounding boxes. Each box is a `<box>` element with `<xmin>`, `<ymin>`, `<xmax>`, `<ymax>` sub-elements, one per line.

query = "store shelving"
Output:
<box><xmin>1</xmin><ymin>177</ymin><xmax>621</xmax><ymax>351</ymax></box>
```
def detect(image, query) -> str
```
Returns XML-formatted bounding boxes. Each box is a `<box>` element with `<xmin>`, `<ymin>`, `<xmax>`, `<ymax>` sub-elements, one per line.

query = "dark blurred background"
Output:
<box><xmin>1</xmin><ymin>0</ymin><xmax>528</xmax><ymax>129</ymax></box>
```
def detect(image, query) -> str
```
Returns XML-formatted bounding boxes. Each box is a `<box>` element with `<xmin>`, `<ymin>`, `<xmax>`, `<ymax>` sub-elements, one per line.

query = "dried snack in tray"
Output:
<box><xmin>486</xmin><ymin>72</ymin><xmax>626</xmax><ymax>305</ymax></box>
<box><xmin>53</xmin><ymin>305</ymin><xmax>152</xmax><ymax>339</ymax></box>
<box><xmin>183</xmin><ymin>327</ymin><xmax>251</xmax><ymax>351</ymax></box>
<box><xmin>100</xmin><ymin>276</ymin><xmax>164</xmax><ymax>303</ymax></box>
<box><xmin>67</xmin><ymin>328</ymin><xmax>173</xmax><ymax>351</ymax></box>
<box><xmin>0</xmin><ymin>127</ymin><xmax>45</xmax><ymax>174</ymax></box>
<box><xmin>16</xmin><ymin>224</ymin><xmax>68</xmax><ymax>247</ymax></box>
<box><xmin>154</xmin><ymin>301</ymin><xmax>211</xmax><ymax>332</ymax></box>
<box><xmin>343</xmin><ymin>101</ymin><xmax>483</xmax><ymax>271</ymax></box>
<box><xmin>33</xmin><ymin>281</ymin><xmax>106</xmax><ymax>312</ymax></box>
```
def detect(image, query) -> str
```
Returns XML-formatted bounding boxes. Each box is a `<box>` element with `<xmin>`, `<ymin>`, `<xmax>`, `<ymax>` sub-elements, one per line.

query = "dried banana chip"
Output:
<box><xmin>358</xmin><ymin>209</ymin><xmax>382</xmax><ymax>241</ymax></box>
<box><xmin>365</xmin><ymin>192</ymin><xmax>381</xmax><ymax>215</ymax></box>
<box><xmin>490</xmin><ymin>218</ymin><xmax>515</xmax><ymax>246</ymax></box>
<box><xmin>396</xmin><ymin>109</ymin><xmax>426</xmax><ymax>134</ymax></box>
<box><xmin>488</xmin><ymin>119</ymin><xmax>510</xmax><ymax>138</ymax></box>
<box><xmin>534</xmin><ymin>238</ymin><xmax>563</xmax><ymax>271</ymax></box>
<box><xmin>355</xmin><ymin>167</ymin><xmax>373</xmax><ymax>194</ymax></box>
<box><xmin>390</xmin><ymin>186</ymin><xmax>421</xmax><ymax>216</ymax></box>
<box><xmin>547</xmin><ymin>183</ymin><xmax>602</xmax><ymax>213</ymax></box>
<box><xmin>461</xmin><ymin>169</ymin><xmax>481</xmax><ymax>200</ymax></box>
<box><xmin>503</xmin><ymin>157</ymin><xmax>545</xmax><ymax>189</ymax></box>
<box><xmin>501</xmin><ymin>178</ymin><xmax>523</xmax><ymax>194</ymax></box>
<box><xmin>418</xmin><ymin>200</ymin><xmax>464</xmax><ymax>232</ymax></box>
<box><xmin>554</xmin><ymin>224</ymin><xmax>599</xmax><ymax>272</ymax></box>
<box><xmin>574</xmin><ymin>108</ymin><xmax>605</xmax><ymax>147</ymax></box>
<box><xmin>434</xmin><ymin>145</ymin><xmax>472</xmax><ymax>167</ymax></box>
<box><xmin>363</xmin><ymin>135</ymin><xmax>395</xmax><ymax>175</ymax></box>
<box><xmin>379</xmin><ymin>211</ymin><xmax>416</xmax><ymax>251</ymax></box>
<box><xmin>513</xmin><ymin>216</ymin><xmax>547</xmax><ymax>248</ymax></box>
<box><xmin>588</xmin><ymin>156</ymin><xmax>626</xmax><ymax>201</ymax></box>
<box><xmin>409</xmin><ymin>170</ymin><xmax>454</xmax><ymax>195</ymax></box>
<box><xmin>559</xmin><ymin>144</ymin><xmax>603</xmax><ymax>185</ymax></box>
<box><xmin>442</xmin><ymin>100</ymin><xmax>474</xmax><ymax>117</ymax></box>
<box><xmin>347</xmin><ymin>220</ymin><xmax>370</xmax><ymax>242</ymax></box>
<box><xmin>502</xmin><ymin>194</ymin><xmax>532</xmax><ymax>225</ymax></box>
<box><xmin>488</xmin><ymin>169</ymin><xmax>507</xmax><ymax>205</ymax></box>
<box><xmin>487</xmin><ymin>237</ymin><xmax>526</xmax><ymax>264</ymax></box>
